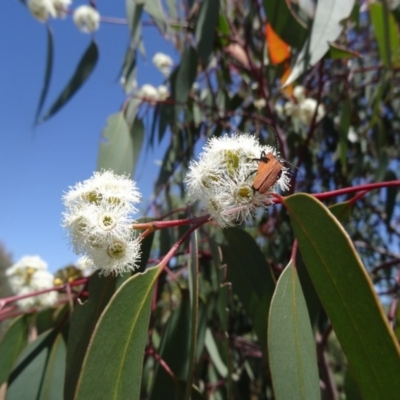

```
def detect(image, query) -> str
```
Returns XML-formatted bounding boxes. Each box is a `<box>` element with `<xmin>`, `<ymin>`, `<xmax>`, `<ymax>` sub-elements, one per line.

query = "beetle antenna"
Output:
<box><xmin>266</xmin><ymin>124</ymin><xmax>281</xmax><ymax>154</ymax></box>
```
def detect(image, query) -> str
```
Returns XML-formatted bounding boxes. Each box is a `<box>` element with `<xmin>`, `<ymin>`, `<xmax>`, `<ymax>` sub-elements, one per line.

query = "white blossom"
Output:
<box><xmin>152</xmin><ymin>52</ymin><xmax>173</xmax><ymax>76</ymax></box>
<box><xmin>52</xmin><ymin>0</ymin><xmax>71</xmax><ymax>18</ymax></box>
<box><xmin>282</xmin><ymin>86</ymin><xmax>325</xmax><ymax>126</ymax></box>
<box><xmin>254</xmin><ymin>98</ymin><xmax>266</xmax><ymax>110</ymax></box>
<box><xmin>73</xmin><ymin>5</ymin><xmax>100</xmax><ymax>33</ymax></box>
<box><xmin>27</xmin><ymin>0</ymin><xmax>56</xmax><ymax>22</ymax></box>
<box><xmin>6</xmin><ymin>256</ymin><xmax>57</xmax><ymax>312</ymax></box>
<box><xmin>62</xmin><ymin>171</ymin><xmax>142</xmax><ymax>275</ymax></box>
<box><xmin>75</xmin><ymin>256</ymin><xmax>94</xmax><ymax>277</ymax></box>
<box><xmin>157</xmin><ymin>85</ymin><xmax>169</xmax><ymax>101</ymax></box>
<box><xmin>140</xmin><ymin>84</ymin><xmax>159</xmax><ymax>103</ymax></box>
<box><xmin>185</xmin><ymin>134</ymin><xmax>290</xmax><ymax>227</ymax></box>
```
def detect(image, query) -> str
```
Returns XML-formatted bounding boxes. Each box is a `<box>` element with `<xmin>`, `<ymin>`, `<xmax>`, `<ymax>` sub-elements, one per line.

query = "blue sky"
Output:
<box><xmin>1</xmin><ymin>1</ymin><xmax>175</xmax><ymax>271</ymax></box>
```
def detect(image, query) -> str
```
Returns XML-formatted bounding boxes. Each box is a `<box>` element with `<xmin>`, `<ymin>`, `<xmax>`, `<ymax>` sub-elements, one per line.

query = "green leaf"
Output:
<box><xmin>328</xmin><ymin>43</ymin><xmax>361</xmax><ymax>59</ymax></box>
<box><xmin>149</xmin><ymin>289</ymin><xmax>192</xmax><ymax>400</ymax></box>
<box><xmin>34</xmin><ymin>25</ymin><xmax>53</xmax><ymax>125</ymax></box>
<box><xmin>75</xmin><ymin>265</ymin><xmax>160</xmax><ymax>400</ymax></box>
<box><xmin>144</xmin><ymin>0</ymin><xmax>167</xmax><ymax>34</ymax></box>
<box><xmin>97</xmin><ymin>112</ymin><xmax>135</xmax><ymax>176</ymax></box>
<box><xmin>130</xmin><ymin>117</ymin><xmax>145</xmax><ymax>176</ymax></box>
<box><xmin>370</xmin><ymin>3</ymin><xmax>400</xmax><ymax>68</ymax></box>
<box><xmin>339</xmin><ymin>97</ymin><xmax>351</xmax><ymax>173</ymax></box>
<box><xmin>205</xmin><ymin>328</ymin><xmax>228</xmax><ymax>378</ymax></box>
<box><xmin>39</xmin><ymin>330</ymin><xmax>67</xmax><ymax>400</ymax></box>
<box><xmin>222</xmin><ymin>228</ymin><xmax>276</xmax><ymax>356</ymax></box>
<box><xmin>171</xmin><ymin>47</ymin><xmax>198</xmax><ymax>105</ymax></box>
<box><xmin>195</xmin><ymin>0</ymin><xmax>220</xmax><ymax>65</ymax></box>
<box><xmin>268</xmin><ymin>261</ymin><xmax>320</xmax><ymax>400</ymax></box>
<box><xmin>40</xmin><ymin>41</ymin><xmax>99</xmax><ymax>123</ymax></box>
<box><xmin>263</xmin><ymin>0</ymin><xmax>307</xmax><ymax>49</ymax></box>
<box><xmin>285</xmin><ymin>0</ymin><xmax>355</xmax><ymax>85</ymax></box>
<box><xmin>64</xmin><ymin>273</ymin><xmax>127</xmax><ymax>400</ymax></box>
<box><xmin>185</xmin><ymin>231</ymin><xmax>199</xmax><ymax>400</ymax></box>
<box><xmin>284</xmin><ymin>193</ymin><xmax>400</xmax><ymax>400</ymax></box>
<box><xmin>0</xmin><ymin>316</ymin><xmax>28</xmax><ymax>386</ymax></box>
<box><xmin>7</xmin><ymin>328</ymin><xmax>66</xmax><ymax>400</ymax></box>
<box><xmin>328</xmin><ymin>201</ymin><xmax>353</xmax><ymax>223</ymax></box>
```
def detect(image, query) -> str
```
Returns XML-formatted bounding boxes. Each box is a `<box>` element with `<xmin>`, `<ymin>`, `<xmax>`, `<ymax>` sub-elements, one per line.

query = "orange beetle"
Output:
<box><xmin>251</xmin><ymin>151</ymin><xmax>283</xmax><ymax>194</ymax></box>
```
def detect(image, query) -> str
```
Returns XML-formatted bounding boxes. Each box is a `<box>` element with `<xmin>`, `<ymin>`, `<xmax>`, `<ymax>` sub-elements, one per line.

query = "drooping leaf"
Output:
<box><xmin>74</xmin><ymin>266</ymin><xmax>160</xmax><ymax>400</ymax></box>
<box><xmin>97</xmin><ymin>112</ymin><xmax>135</xmax><ymax>176</ymax></box>
<box><xmin>40</xmin><ymin>41</ymin><xmax>99</xmax><ymax>123</ymax></box>
<box><xmin>170</xmin><ymin>47</ymin><xmax>198</xmax><ymax>105</ymax></box>
<box><xmin>195</xmin><ymin>0</ymin><xmax>220</xmax><ymax>65</ymax></box>
<box><xmin>284</xmin><ymin>0</ymin><xmax>355</xmax><ymax>85</ymax></box>
<box><xmin>34</xmin><ymin>25</ymin><xmax>53</xmax><ymax>125</ymax></box>
<box><xmin>185</xmin><ymin>231</ymin><xmax>199</xmax><ymax>399</ymax></box>
<box><xmin>370</xmin><ymin>3</ymin><xmax>400</xmax><ymax>68</ymax></box>
<box><xmin>284</xmin><ymin>193</ymin><xmax>400</xmax><ymax>400</ymax></box>
<box><xmin>0</xmin><ymin>316</ymin><xmax>28</xmax><ymax>386</ymax></box>
<box><xmin>222</xmin><ymin>228</ymin><xmax>276</xmax><ymax>356</ymax></box>
<box><xmin>144</xmin><ymin>0</ymin><xmax>167</xmax><ymax>34</ymax></box>
<box><xmin>268</xmin><ymin>261</ymin><xmax>320</xmax><ymax>400</ymax></box>
<box><xmin>129</xmin><ymin>117</ymin><xmax>145</xmax><ymax>176</ymax></box>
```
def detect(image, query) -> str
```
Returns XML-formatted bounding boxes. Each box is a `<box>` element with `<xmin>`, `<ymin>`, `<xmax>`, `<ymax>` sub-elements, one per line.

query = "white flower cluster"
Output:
<box><xmin>5</xmin><ymin>256</ymin><xmax>58</xmax><ymax>312</ymax></box>
<box><xmin>139</xmin><ymin>84</ymin><xmax>170</xmax><ymax>103</ymax></box>
<box><xmin>27</xmin><ymin>1</ymin><xmax>100</xmax><ymax>33</ymax></box>
<box><xmin>62</xmin><ymin>171</ymin><xmax>142</xmax><ymax>276</ymax></box>
<box><xmin>73</xmin><ymin>5</ymin><xmax>100</xmax><ymax>33</ymax></box>
<box><xmin>152</xmin><ymin>52</ymin><xmax>173</xmax><ymax>76</ymax></box>
<box><xmin>27</xmin><ymin>0</ymin><xmax>71</xmax><ymax>22</ymax></box>
<box><xmin>277</xmin><ymin>86</ymin><xmax>325</xmax><ymax>126</ymax></box>
<box><xmin>185</xmin><ymin>134</ymin><xmax>290</xmax><ymax>227</ymax></box>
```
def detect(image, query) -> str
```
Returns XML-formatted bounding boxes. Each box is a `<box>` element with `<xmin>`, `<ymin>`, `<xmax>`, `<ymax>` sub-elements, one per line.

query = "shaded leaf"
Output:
<box><xmin>268</xmin><ymin>261</ymin><xmax>320</xmax><ymax>400</ymax></box>
<box><xmin>7</xmin><ymin>328</ymin><xmax>66</xmax><ymax>400</ymax></box>
<box><xmin>149</xmin><ymin>289</ymin><xmax>191</xmax><ymax>400</ymax></box>
<box><xmin>75</xmin><ymin>266</ymin><xmax>160</xmax><ymax>400</ymax></box>
<box><xmin>97</xmin><ymin>112</ymin><xmax>134</xmax><ymax>176</ymax></box>
<box><xmin>284</xmin><ymin>193</ymin><xmax>400</xmax><ymax>400</ymax></box>
<box><xmin>40</xmin><ymin>41</ymin><xmax>99</xmax><ymax>123</ymax></box>
<box><xmin>285</xmin><ymin>0</ymin><xmax>355</xmax><ymax>85</ymax></box>
<box><xmin>328</xmin><ymin>43</ymin><xmax>361</xmax><ymax>59</ymax></box>
<box><xmin>222</xmin><ymin>228</ymin><xmax>276</xmax><ymax>355</ymax></box>
<box><xmin>130</xmin><ymin>117</ymin><xmax>145</xmax><ymax>176</ymax></box>
<box><xmin>171</xmin><ymin>47</ymin><xmax>198</xmax><ymax>105</ymax></box>
<box><xmin>34</xmin><ymin>25</ymin><xmax>53</xmax><ymax>125</ymax></box>
<box><xmin>0</xmin><ymin>316</ymin><xmax>28</xmax><ymax>386</ymax></box>
<box><xmin>195</xmin><ymin>0</ymin><xmax>220</xmax><ymax>65</ymax></box>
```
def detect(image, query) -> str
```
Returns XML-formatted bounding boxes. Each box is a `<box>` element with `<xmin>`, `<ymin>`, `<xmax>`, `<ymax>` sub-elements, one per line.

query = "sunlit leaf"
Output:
<box><xmin>75</xmin><ymin>266</ymin><xmax>160</xmax><ymax>400</ymax></box>
<box><xmin>268</xmin><ymin>261</ymin><xmax>320</xmax><ymax>400</ymax></box>
<box><xmin>284</xmin><ymin>193</ymin><xmax>400</xmax><ymax>400</ymax></box>
<box><xmin>370</xmin><ymin>3</ymin><xmax>400</xmax><ymax>68</ymax></box>
<box><xmin>97</xmin><ymin>112</ymin><xmax>135</xmax><ymax>176</ymax></box>
<box><xmin>284</xmin><ymin>0</ymin><xmax>355</xmax><ymax>85</ymax></box>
